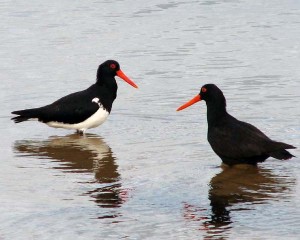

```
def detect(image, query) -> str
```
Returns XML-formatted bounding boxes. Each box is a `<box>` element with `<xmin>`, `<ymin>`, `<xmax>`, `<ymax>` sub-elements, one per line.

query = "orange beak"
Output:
<box><xmin>176</xmin><ymin>94</ymin><xmax>201</xmax><ymax>111</ymax></box>
<box><xmin>116</xmin><ymin>69</ymin><xmax>138</xmax><ymax>89</ymax></box>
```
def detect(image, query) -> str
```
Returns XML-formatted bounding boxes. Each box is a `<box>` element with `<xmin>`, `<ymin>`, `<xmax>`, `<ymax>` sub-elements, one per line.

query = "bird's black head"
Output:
<box><xmin>96</xmin><ymin>60</ymin><xmax>138</xmax><ymax>88</ymax></box>
<box><xmin>97</xmin><ymin>60</ymin><xmax>121</xmax><ymax>78</ymax></box>
<box><xmin>177</xmin><ymin>84</ymin><xmax>226</xmax><ymax>111</ymax></box>
<box><xmin>199</xmin><ymin>84</ymin><xmax>226</xmax><ymax>105</ymax></box>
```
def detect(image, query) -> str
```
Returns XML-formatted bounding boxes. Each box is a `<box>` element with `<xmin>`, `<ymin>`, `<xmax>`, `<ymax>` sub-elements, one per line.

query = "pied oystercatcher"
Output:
<box><xmin>11</xmin><ymin>60</ymin><xmax>138</xmax><ymax>134</ymax></box>
<box><xmin>177</xmin><ymin>84</ymin><xmax>296</xmax><ymax>165</ymax></box>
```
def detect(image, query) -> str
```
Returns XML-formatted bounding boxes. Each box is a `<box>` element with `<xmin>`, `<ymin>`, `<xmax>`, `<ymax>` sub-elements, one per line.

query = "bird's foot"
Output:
<box><xmin>76</xmin><ymin>129</ymin><xmax>86</xmax><ymax>135</ymax></box>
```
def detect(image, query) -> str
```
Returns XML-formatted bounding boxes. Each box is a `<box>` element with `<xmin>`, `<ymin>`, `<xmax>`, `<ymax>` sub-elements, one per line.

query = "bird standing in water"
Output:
<box><xmin>177</xmin><ymin>84</ymin><xmax>296</xmax><ymax>166</ymax></box>
<box><xmin>11</xmin><ymin>60</ymin><xmax>138</xmax><ymax>134</ymax></box>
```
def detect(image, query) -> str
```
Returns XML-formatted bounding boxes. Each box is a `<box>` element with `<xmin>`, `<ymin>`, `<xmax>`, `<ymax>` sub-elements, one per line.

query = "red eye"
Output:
<box><xmin>202</xmin><ymin>87</ymin><xmax>207</xmax><ymax>93</ymax></box>
<box><xmin>110</xmin><ymin>63</ymin><xmax>116</xmax><ymax>69</ymax></box>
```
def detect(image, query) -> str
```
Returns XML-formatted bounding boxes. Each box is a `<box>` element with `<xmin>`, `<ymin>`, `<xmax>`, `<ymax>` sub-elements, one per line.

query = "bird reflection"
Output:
<box><xmin>14</xmin><ymin>134</ymin><xmax>128</xmax><ymax>212</ymax></box>
<box><xmin>183</xmin><ymin>165</ymin><xmax>294</xmax><ymax>239</ymax></box>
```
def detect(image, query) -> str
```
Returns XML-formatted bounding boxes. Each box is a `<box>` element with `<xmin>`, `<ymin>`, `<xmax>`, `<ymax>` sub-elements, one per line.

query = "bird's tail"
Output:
<box><xmin>269</xmin><ymin>149</ymin><xmax>295</xmax><ymax>160</ymax></box>
<box><xmin>268</xmin><ymin>141</ymin><xmax>296</xmax><ymax>160</ymax></box>
<box><xmin>11</xmin><ymin>109</ymin><xmax>40</xmax><ymax>123</ymax></box>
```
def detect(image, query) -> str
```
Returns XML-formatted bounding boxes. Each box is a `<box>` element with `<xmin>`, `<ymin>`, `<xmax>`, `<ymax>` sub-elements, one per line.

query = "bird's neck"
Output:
<box><xmin>206</xmin><ymin>100</ymin><xmax>227</xmax><ymax>127</ymax></box>
<box><xmin>96</xmin><ymin>76</ymin><xmax>118</xmax><ymax>98</ymax></box>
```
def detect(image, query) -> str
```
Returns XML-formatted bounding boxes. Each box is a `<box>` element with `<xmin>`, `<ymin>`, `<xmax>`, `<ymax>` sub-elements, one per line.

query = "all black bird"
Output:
<box><xmin>11</xmin><ymin>60</ymin><xmax>138</xmax><ymax>134</ymax></box>
<box><xmin>177</xmin><ymin>84</ymin><xmax>296</xmax><ymax>165</ymax></box>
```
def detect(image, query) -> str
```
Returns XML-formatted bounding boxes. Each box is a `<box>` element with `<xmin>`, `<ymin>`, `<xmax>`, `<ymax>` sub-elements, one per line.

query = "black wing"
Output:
<box><xmin>12</xmin><ymin>86</ymin><xmax>101</xmax><ymax>124</ymax></box>
<box><xmin>38</xmin><ymin>90</ymin><xmax>100</xmax><ymax>124</ymax></box>
<box><xmin>208</xmin><ymin>116</ymin><xmax>273</xmax><ymax>159</ymax></box>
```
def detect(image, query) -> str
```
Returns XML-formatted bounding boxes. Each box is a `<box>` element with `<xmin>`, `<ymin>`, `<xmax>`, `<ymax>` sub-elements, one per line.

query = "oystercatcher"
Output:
<box><xmin>177</xmin><ymin>84</ymin><xmax>296</xmax><ymax>165</ymax></box>
<box><xmin>11</xmin><ymin>60</ymin><xmax>138</xmax><ymax>134</ymax></box>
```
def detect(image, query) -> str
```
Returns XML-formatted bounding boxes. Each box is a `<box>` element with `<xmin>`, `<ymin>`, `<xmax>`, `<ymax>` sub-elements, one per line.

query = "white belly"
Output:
<box><xmin>46</xmin><ymin>107</ymin><xmax>109</xmax><ymax>131</ymax></box>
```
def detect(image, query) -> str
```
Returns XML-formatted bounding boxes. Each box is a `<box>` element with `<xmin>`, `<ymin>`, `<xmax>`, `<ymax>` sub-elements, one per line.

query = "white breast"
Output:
<box><xmin>47</xmin><ymin>107</ymin><xmax>109</xmax><ymax>132</ymax></box>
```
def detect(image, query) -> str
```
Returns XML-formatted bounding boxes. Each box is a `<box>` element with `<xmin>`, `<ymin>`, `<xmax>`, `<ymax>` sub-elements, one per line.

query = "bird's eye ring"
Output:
<box><xmin>202</xmin><ymin>87</ymin><xmax>207</xmax><ymax>93</ymax></box>
<box><xmin>110</xmin><ymin>63</ymin><xmax>116</xmax><ymax>69</ymax></box>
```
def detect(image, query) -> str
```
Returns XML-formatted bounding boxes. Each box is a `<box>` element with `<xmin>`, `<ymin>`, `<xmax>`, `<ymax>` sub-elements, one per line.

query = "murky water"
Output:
<box><xmin>1</xmin><ymin>1</ymin><xmax>300</xmax><ymax>239</ymax></box>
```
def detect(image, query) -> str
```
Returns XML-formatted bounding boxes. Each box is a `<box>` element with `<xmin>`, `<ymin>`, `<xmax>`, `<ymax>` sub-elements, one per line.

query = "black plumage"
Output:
<box><xmin>177</xmin><ymin>84</ymin><xmax>296</xmax><ymax>165</ymax></box>
<box><xmin>12</xmin><ymin>85</ymin><xmax>106</xmax><ymax>124</ymax></box>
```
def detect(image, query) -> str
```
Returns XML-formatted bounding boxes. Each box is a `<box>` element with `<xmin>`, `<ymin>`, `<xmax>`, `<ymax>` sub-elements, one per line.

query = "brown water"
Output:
<box><xmin>1</xmin><ymin>1</ymin><xmax>300</xmax><ymax>239</ymax></box>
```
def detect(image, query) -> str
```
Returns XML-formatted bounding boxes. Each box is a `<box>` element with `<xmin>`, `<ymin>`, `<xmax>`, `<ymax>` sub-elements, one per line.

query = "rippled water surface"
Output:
<box><xmin>1</xmin><ymin>1</ymin><xmax>300</xmax><ymax>239</ymax></box>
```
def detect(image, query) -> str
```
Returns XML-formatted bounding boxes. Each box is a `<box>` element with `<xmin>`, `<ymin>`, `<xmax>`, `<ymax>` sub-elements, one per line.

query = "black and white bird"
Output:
<box><xmin>11</xmin><ymin>60</ymin><xmax>138</xmax><ymax>134</ymax></box>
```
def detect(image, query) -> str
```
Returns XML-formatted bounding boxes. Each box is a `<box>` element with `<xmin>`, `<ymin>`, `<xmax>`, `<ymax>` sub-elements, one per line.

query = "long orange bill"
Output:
<box><xmin>116</xmin><ymin>69</ymin><xmax>138</xmax><ymax>88</ymax></box>
<box><xmin>176</xmin><ymin>94</ymin><xmax>201</xmax><ymax>111</ymax></box>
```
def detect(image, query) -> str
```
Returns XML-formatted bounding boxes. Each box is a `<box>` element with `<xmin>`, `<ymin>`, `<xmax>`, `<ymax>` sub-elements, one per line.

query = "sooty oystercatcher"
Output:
<box><xmin>177</xmin><ymin>84</ymin><xmax>296</xmax><ymax>165</ymax></box>
<box><xmin>11</xmin><ymin>60</ymin><xmax>138</xmax><ymax>134</ymax></box>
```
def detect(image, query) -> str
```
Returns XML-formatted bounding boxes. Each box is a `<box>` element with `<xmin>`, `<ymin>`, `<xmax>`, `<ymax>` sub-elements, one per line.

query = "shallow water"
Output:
<box><xmin>1</xmin><ymin>0</ymin><xmax>300</xmax><ymax>239</ymax></box>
